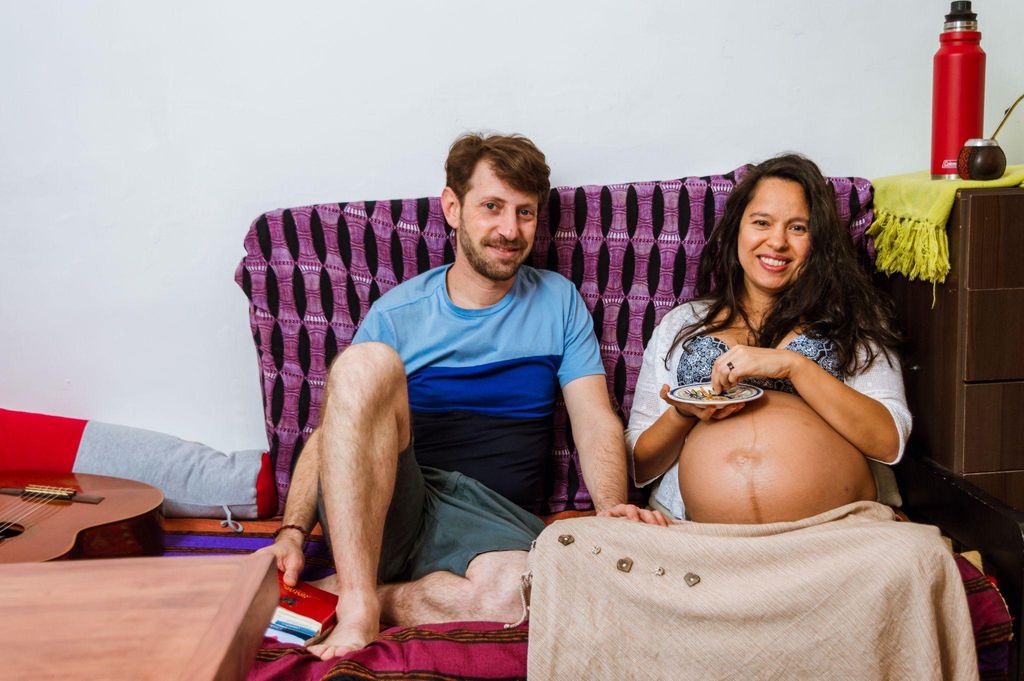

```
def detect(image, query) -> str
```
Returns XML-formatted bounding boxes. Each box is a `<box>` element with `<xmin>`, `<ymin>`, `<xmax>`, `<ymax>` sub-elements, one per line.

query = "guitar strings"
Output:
<box><xmin>0</xmin><ymin>490</ymin><xmax>68</xmax><ymax>539</ymax></box>
<box><xmin>1</xmin><ymin>488</ymin><xmax>65</xmax><ymax>526</ymax></box>
<box><xmin>0</xmin><ymin>489</ymin><xmax>59</xmax><ymax>533</ymax></box>
<box><xmin>0</xmin><ymin>490</ymin><xmax>63</xmax><ymax>535</ymax></box>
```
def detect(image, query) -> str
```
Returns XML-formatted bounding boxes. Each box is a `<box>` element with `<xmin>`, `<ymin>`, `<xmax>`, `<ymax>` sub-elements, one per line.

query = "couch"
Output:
<box><xmin>231</xmin><ymin>166</ymin><xmax>1012</xmax><ymax>679</ymax></box>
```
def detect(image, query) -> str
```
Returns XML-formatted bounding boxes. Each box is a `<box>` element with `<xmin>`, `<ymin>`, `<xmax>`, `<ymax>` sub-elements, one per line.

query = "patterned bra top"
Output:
<box><xmin>676</xmin><ymin>334</ymin><xmax>844</xmax><ymax>395</ymax></box>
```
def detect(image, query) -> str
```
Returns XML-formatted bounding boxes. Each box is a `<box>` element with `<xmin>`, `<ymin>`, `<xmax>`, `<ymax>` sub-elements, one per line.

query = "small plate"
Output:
<box><xmin>666</xmin><ymin>382</ymin><xmax>764</xmax><ymax>406</ymax></box>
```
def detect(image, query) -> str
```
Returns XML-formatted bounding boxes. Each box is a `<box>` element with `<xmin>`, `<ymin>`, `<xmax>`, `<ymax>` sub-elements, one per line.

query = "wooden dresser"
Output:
<box><xmin>888</xmin><ymin>187</ymin><xmax>1024</xmax><ymax>510</ymax></box>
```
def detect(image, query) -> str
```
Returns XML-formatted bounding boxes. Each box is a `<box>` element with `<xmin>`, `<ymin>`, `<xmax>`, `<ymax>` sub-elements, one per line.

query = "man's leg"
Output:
<box><xmin>375</xmin><ymin>464</ymin><xmax>543</xmax><ymax>626</ymax></box>
<box><xmin>313</xmin><ymin>550</ymin><xmax>529</xmax><ymax>629</ymax></box>
<box><xmin>309</xmin><ymin>341</ymin><xmax>412</xmax><ymax>660</ymax></box>
<box><xmin>378</xmin><ymin>549</ymin><xmax>529</xmax><ymax>626</ymax></box>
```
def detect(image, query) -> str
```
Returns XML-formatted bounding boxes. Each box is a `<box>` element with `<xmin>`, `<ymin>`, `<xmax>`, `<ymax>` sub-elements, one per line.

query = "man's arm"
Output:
<box><xmin>563</xmin><ymin>375</ymin><xmax>669</xmax><ymax>526</ymax></box>
<box><xmin>256</xmin><ymin>430</ymin><xmax>322</xmax><ymax>585</ymax></box>
<box><xmin>561</xmin><ymin>374</ymin><xmax>631</xmax><ymax>512</ymax></box>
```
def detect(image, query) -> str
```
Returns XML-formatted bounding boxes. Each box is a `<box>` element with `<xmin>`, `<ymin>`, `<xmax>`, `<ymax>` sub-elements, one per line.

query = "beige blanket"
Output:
<box><xmin>526</xmin><ymin>502</ymin><xmax>977</xmax><ymax>681</ymax></box>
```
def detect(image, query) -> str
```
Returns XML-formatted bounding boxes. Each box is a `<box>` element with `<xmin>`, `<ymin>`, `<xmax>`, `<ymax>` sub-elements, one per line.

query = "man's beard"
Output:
<box><xmin>457</xmin><ymin>226</ymin><xmax>531</xmax><ymax>282</ymax></box>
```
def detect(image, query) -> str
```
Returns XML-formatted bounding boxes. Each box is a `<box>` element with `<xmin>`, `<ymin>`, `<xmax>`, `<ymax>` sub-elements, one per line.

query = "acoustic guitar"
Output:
<box><xmin>0</xmin><ymin>470</ymin><xmax>164</xmax><ymax>563</ymax></box>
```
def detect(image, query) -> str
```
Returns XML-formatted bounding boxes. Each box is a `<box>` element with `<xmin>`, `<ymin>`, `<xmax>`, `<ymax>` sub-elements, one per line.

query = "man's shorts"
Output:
<box><xmin>319</xmin><ymin>444</ymin><xmax>544</xmax><ymax>582</ymax></box>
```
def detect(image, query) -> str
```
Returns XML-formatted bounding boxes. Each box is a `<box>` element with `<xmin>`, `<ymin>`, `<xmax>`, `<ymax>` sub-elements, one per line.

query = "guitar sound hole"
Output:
<box><xmin>0</xmin><ymin>523</ymin><xmax>25</xmax><ymax>541</ymax></box>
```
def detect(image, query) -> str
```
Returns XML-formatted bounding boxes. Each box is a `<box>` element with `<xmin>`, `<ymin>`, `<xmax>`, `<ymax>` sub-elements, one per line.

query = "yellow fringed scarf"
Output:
<box><xmin>867</xmin><ymin>165</ymin><xmax>1024</xmax><ymax>283</ymax></box>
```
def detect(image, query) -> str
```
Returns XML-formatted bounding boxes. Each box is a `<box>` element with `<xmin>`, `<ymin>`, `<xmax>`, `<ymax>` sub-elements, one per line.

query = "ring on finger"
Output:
<box><xmin>726</xmin><ymin>361</ymin><xmax>735</xmax><ymax>370</ymax></box>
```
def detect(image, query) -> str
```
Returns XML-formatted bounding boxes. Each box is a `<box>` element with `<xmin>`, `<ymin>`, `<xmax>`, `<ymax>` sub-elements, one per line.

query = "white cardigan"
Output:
<box><xmin>625</xmin><ymin>301</ymin><xmax>912</xmax><ymax>519</ymax></box>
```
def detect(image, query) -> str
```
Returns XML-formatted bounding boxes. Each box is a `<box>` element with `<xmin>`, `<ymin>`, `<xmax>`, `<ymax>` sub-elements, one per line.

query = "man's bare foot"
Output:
<box><xmin>306</xmin><ymin>592</ymin><xmax>381</xmax><ymax>661</ymax></box>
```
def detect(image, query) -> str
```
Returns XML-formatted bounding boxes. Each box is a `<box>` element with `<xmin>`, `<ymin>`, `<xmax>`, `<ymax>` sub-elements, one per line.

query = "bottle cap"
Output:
<box><xmin>946</xmin><ymin>1</ymin><xmax>976</xmax><ymax>22</ymax></box>
<box><xmin>944</xmin><ymin>1</ymin><xmax>978</xmax><ymax>30</ymax></box>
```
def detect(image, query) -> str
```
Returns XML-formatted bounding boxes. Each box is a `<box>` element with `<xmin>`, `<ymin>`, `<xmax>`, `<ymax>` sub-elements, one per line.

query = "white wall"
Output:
<box><xmin>2</xmin><ymin>1</ymin><xmax>1022</xmax><ymax>452</ymax></box>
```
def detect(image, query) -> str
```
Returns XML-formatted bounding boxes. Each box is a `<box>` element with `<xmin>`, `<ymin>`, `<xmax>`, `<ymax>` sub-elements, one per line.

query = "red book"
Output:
<box><xmin>266</xmin><ymin>572</ymin><xmax>338</xmax><ymax>645</ymax></box>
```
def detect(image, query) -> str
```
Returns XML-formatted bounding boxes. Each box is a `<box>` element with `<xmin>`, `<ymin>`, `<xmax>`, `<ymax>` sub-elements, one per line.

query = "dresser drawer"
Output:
<box><xmin>961</xmin><ymin>381</ymin><xmax>1024</xmax><ymax>473</ymax></box>
<box><xmin>963</xmin><ymin>190</ymin><xmax>1024</xmax><ymax>289</ymax></box>
<box><xmin>963</xmin><ymin>288</ymin><xmax>1024</xmax><ymax>381</ymax></box>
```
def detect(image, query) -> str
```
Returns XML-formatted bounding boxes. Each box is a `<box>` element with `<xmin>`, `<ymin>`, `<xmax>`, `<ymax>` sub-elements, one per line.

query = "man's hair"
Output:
<box><xmin>445</xmin><ymin>133</ymin><xmax>551</xmax><ymax>208</ymax></box>
<box><xmin>672</xmin><ymin>153</ymin><xmax>901</xmax><ymax>376</ymax></box>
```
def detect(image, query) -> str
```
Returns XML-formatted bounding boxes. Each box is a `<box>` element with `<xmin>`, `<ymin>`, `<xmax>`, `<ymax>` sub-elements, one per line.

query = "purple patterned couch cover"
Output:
<box><xmin>234</xmin><ymin>166</ymin><xmax>875</xmax><ymax>515</ymax></box>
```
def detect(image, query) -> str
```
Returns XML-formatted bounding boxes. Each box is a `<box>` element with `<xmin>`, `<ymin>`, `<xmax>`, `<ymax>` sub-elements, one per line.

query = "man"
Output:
<box><xmin>258</xmin><ymin>133</ymin><xmax>666</xmax><ymax>660</ymax></box>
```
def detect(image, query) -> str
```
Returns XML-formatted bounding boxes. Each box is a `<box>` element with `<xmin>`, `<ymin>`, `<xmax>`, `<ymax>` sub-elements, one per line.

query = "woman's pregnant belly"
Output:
<box><xmin>678</xmin><ymin>391</ymin><xmax>876</xmax><ymax>523</ymax></box>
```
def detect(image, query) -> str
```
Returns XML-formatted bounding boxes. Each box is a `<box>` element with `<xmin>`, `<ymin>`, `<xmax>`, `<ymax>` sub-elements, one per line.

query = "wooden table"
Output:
<box><xmin>0</xmin><ymin>553</ymin><xmax>278</xmax><ymax>681</ymax></box>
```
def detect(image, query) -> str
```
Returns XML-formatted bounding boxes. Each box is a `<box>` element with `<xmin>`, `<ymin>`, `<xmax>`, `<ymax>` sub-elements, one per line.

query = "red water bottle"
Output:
<box><xmin>931</xmin><ymin>1</ymin><xmax>986</xmax><ymax>178</ymax></box>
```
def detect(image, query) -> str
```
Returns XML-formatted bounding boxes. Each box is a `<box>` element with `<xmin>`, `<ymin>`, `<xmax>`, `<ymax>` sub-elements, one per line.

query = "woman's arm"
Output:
<box><xmin>627</xmin><ymin>303</ymin><xmax>743</xmax><ymax>483</ymax></box>
<box><xmin>631</xmin><ymin>391</ymin><xmax>698</xmax><ymax>484</ymax></box>
<box><xmin>837</xmin><ymin>348</ymin><xmax>911</xmax><ymax>463</ymax></box>
<box><xmin>787</xmin><ymin>355</ymin><xmax>901</xmax><ymax>462</ymax></box>
<box><xmin>633</xmin><ymin>386</ymin><xmax>746</xmax><ymax>482</ymax></box>
<box><xmin>626</xmin><ymin>309</ymin><xmax>683</xmax><ymax>485</ymax></box>
<box><xmin>711</xmin><ymin>345</ymin><xmax>908</xmax><ymax>463</ymax></box>
<box><xmin>625</xmin><ymin>332</ymin><xmax>677</xmax><ymax>484</ymax></box>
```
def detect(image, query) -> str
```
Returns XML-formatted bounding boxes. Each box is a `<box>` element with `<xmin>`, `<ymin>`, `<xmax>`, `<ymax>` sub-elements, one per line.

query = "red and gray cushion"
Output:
<box><xmin>0</xmin><ymin>407</ymin><xmax>276</xmax><ymax>519</ymax></box>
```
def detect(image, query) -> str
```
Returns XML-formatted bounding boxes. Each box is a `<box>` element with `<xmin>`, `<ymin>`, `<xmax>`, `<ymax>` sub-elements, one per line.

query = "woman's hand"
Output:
<box><xmin>711</xmin><ymin>346</ymin><xmax>806</xmax><ymax>394</ymax></box>
<box><xmin>659</xmin><ymin>384</ymin><xmax>746</xmax><ymax>422</ymax></box>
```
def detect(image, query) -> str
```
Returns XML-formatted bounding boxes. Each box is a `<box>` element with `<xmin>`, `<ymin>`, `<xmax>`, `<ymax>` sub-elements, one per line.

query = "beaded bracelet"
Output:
<box><xmin>273</xmin><ymin>523</ymin><xmax>309</xmax><ymax>541</ymax></box>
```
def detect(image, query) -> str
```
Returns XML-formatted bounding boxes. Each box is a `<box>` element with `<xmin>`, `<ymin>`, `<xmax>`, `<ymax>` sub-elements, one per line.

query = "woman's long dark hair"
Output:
<box><xmin>672</xmin><ymin>154</ymin><xmax>900</xmax><ymax>376</ymax></box>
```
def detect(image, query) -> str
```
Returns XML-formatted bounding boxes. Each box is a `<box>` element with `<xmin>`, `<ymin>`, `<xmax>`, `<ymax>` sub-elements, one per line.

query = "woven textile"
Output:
<box><xmin>957</xmin><ymin>555</ymin><xmax>1014</xmax><ymax>681</ymax></box>
<box><xmin>249</xmin><ymin>621</ymin><xmax>528</xmax><ymax>681</ymax></box>
<box><xmin>527</xmin><ymin>503</ymin><xmax>980</xmax><ymax>681</ymax></box>
<box><xmin>867</xmin><ymin>164</ymin><xmax>1024</xmax><ymax>283</ymax></box>
<box><xmin>235</xmin><ymin>169</ymin><xmax>874</xmax><ymax>514</ymax></box>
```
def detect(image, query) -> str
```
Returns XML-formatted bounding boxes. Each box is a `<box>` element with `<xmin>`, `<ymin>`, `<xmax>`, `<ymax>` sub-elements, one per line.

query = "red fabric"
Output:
<box><xmin>955</xmin><ymin>554</ymin><xmax>1013</xmax><ymax>679</ymax></box>
<box><xmin>255</xmin><ymin>451</ymin><xmax>277</xmax><ymax>519</ymax></box>
<box><xmin>249</xmin><ymin>621</ymin><xmax>527</xmax><ymax>680</ymax></box>
<box><xmin>0</xmin><ymin>408</ymin><xmax>86</xmax><ymax>472</ymax></box>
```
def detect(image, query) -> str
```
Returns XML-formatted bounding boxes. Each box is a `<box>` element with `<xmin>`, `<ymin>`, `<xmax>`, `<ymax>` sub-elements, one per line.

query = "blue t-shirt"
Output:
<box><xmin>352</xmin><ymin>264</ymin><xmax>603</xmax><ymax>511</ymax></box>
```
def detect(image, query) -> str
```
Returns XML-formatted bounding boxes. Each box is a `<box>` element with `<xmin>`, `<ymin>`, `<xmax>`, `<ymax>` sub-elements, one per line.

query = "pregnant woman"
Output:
<box><xmin>531</xmin><ymin>155</ymin><xmax>978</xmax><ymax>679</ymax></box>
<box><xmin>626</xmin><ymin>154</ymin><xmax>910</xmax><ymax>523</ymax></box>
